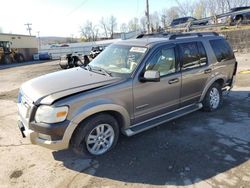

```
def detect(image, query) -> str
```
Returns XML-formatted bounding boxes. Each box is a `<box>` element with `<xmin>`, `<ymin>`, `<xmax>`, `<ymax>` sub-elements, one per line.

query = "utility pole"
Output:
<box><xmin>146</xmin><ymin>0</ymin><xmax>150</xmax><ymax>33</ymax></box>
<box><xmin>25</xmin><ymin>23</ymin><xmax>32</xmax><ymax>36</ymax></box>
<box><xmin>37</xmin><ymin>31</ymin><xmax>41</xmax><ymax>50</ymax></box>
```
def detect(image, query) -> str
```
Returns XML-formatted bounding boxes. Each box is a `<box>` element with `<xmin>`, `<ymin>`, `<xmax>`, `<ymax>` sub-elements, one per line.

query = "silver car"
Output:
<box><xmin>17</xmin><ymin>32</ymin><xmax>237</xmax><ymax>156</ymax></box>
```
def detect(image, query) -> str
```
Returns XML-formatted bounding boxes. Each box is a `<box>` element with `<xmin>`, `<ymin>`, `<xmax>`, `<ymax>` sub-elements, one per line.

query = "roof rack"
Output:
<box><xmin>136</xmin><ymin>32</ymin><xmax>219</xmax><ymax>39</ymax></box>
<box><xmin>136</xmin><ymin>32</ymin><xmax>169</xmax><ymax>39</ymax></box>
<box><xmin>168</xmin><ymin>32</ymin><xmax>219</xmax><ymax>40</ymax></box>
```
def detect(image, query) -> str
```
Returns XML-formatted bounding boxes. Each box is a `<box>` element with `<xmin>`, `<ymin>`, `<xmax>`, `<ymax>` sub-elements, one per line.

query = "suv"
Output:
<box><xmin>230</xmin><ymin>6</ymin><xmax>250</xmax><ymax>23</ymax></box>
<box><xmin>170</xmin><ymin>17</ymin><xmax>208</xmax><ymax>27</ymax></box>
<box><xmin>17</xmin><ymin>32</ymin><xmax>237</xmax><ymax>156</ymax></box>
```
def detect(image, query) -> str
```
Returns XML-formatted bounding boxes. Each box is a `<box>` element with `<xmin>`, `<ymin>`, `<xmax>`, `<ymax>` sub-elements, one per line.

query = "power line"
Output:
<box><xmin>24</xmin><ymin>23</ymin><xmax>32</xmax><ymax>36</ymax></box>
<box><xmin>67</xmin><ymin>0</ymin><xmax>88</xmax><ymax>16</ymax></box>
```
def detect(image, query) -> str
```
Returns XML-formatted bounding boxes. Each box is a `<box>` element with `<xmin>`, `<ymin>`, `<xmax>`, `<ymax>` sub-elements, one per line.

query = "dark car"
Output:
<box><xmin>230</xmin><ymin>6</ymin><xmax>250</xmax><ymax>23</ymax></box>
<box><xmin>170</xmin><ymin>17</ymin><xmax>208</xmax><ymax>27</ymax></box>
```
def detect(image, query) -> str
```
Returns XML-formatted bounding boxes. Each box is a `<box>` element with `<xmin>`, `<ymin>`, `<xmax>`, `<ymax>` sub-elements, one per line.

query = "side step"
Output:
<box><xmin>125</xmin><ymin>103</ymin><xmax>203</xmax><ymax>136</ymax></box>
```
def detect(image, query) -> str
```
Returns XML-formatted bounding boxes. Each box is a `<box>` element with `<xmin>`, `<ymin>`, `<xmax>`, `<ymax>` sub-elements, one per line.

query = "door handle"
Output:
<box><xmin>204</xmin><ymin>69</ymin><xmax>212</xmax><ymax>74</ymax></box>
<box><xmin>168</xmin><ymin>78</ymin><xmax>179</xmax><ymax>84</ymax></box>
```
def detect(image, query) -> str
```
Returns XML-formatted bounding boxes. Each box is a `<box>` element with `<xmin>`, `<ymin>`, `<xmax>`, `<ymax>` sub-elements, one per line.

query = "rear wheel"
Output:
<box><xmin>202</xmin><ymin>83</ymin><xmax>222</xmax><ymax>112</ymax></box>
<box><xmin>235</xmin><ymin>15</ymin><xmax>243</xmax><ymax>24</ymax></box>
<box><xmin>71</xmin><ymin>113</ymin><xmax>119</xmax><ymax>156</ymax></box>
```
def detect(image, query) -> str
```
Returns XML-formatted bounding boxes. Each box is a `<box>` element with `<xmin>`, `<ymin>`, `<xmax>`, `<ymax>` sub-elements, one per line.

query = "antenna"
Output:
<box><xmin>25</xmin><ymin>23</ymin><xmax>32</xmax><ymax>36</ymax></box>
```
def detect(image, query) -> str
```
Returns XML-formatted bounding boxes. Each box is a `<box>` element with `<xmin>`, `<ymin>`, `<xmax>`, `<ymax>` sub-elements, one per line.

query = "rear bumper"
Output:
<box><xmin>18</xmin><ymin>120</ymin><xmax>69</xmax><ymax>150</ymax></box>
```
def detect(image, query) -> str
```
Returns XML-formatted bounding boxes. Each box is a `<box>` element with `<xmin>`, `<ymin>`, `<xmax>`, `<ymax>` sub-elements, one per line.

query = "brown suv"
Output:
<box><xmin>17</xmin><ymin>32</ymin><xmax>237</xmax><ymax>155</ymax></box>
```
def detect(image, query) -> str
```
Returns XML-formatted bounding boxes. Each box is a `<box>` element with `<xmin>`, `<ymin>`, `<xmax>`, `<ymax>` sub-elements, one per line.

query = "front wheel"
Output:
<box><xmin>202</xmin><ymin>83</ymin><xmax>222</xmax><ymax>112</ymax></box>
<box><xmin>14</xmin><ymin>53</ymin><xmax>25</xmax><ymax>63</ymax></box>
<box><xmin>71</xmin><ymin>114</ymin><xmax>119</xmax><ymax>156</ymax></box>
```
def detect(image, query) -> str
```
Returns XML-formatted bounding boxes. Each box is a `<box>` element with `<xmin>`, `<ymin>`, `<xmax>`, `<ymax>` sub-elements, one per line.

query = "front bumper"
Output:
<box><xmin>18</xmin><ymin>120</ymin><xmax>69</xmax><ymax>150</ymax></box>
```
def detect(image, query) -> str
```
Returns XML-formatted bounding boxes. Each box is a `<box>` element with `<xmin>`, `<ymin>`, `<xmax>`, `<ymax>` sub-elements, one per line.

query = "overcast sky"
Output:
<box><xmin>0</xmin><ymin>0</ymin><xmax>182</xmax><ymax>37</ymax></box>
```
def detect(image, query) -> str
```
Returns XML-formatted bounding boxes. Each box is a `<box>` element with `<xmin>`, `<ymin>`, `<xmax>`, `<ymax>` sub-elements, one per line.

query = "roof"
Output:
<box><xmin>113</xmin><ymin>32</ymin><xmax>222</xmax><ymax>47</ymax></box>
<box><xmin>114</xmin><ymin>38</ymin><xmax>169</xmax><ymax>47</ymax></box>
<box><xmin>231</xmin><ymin>6</ymin><xmax>250</xmax><ymax>11</ymax></box>
<box><xmin>173</xmin><ymin>16</ymin><xmax>195</xmax><ymax>20</ymax></box>
<box><xmin>0</xmin><ymin>33</ymin><xmax>36</xmax><ymax>38</ymax></box>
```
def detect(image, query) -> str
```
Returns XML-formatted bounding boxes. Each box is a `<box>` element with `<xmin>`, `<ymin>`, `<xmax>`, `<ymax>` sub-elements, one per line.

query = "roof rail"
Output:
<box><xmin>136</xmin><ymin>32</ymin><xmax>169</xmax><ymax>39</ymax></box>
<box><xmin>168</xmin><ymin>32</ymin><xmax>219</xmax><ymax>40</ymax></box>
<box><xmin>136</xmin><ymin>32</ymin><xmax>219</xmax><ymax>40</ymax></box>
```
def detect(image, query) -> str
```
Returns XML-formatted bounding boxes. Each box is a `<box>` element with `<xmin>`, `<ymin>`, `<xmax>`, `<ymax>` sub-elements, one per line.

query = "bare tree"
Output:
<box><xmin>80</xmin><ymin>21</ymin><xmax>99</xmax><ymax>42</ymax></box>
<box><xmin>193</xmin><ymin>0</ymin><xmax>207</xmax><ymax>19</ymax></box>
<box><xmin>100</xmin><ymin>17</ymin><xmax>108</xmax><ymax>38</ymax></box>
<box><xmin>140</xmin><ymin>16</ymin><xmax>147</xmax><ymax>32</ymax></box>
<box><xmin>120</xmin><ymin>23</ymin><xmax>128</xmax><ymax>33</ymax></box>
<box><xmin>128</xmin><ymin>17</ymin><xmax>140</xmax><ymax>31</ymax></box>
<box><xmin>161</xmin><ymin>7</ymin><xmax>179</xmax><ymax>28</ymax></box>
<box><xmin>150</xmin><ymin>11</ymin><xmax>160</xmax><ymax>31</ymax></box>
<box><xmin>175</xmin><ymin>0</ymin><xmax>195</xmax><ymax>17</ymax></box>
<box><xmin>99</xmin><ymin>15</ymin><xmax>117</xmax><ymax>39</ymax></box>
<box><xmin>108</xmin><ymin>15</ymin><xmax>117</xmax><ymax>39</ymax></box>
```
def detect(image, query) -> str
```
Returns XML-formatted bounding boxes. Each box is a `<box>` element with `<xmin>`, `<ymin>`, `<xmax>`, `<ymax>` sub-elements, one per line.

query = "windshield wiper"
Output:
<box><xmin>82</xmin><ymin>64</ymin><xmax>92</xmax><ymax>71</ymax></box>
<box><xmin>92</xmin><ymin>66</ymin><xmax>112</xmax><ymax>77</ymax></box>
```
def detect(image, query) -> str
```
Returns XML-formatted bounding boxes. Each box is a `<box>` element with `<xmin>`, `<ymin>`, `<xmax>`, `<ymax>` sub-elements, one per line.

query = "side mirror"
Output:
<box><xmin>140</xmin><ymin>70</ymin><xmax>160</xmax><ymax>82</ymax></box>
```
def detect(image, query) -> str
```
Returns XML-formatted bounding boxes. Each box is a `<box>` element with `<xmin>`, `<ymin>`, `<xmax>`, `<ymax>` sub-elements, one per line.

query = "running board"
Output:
<box><xmin>125</xmin><ymin>103</ymin><xmax>203</xmax><ymax>136</ymax></box>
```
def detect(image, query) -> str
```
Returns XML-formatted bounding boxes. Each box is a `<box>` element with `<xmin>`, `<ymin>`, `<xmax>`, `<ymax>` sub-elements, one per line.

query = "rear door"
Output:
<box><xmin>178</xmin><ymin>41</ymin><xmax>212</xmax><ymax>107</ymax></box>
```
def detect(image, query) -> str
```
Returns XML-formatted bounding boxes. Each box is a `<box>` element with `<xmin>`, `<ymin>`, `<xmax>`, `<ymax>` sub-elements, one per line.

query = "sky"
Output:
<box><xmin>0</xmin><ymin>0</ymin><xmax>181</xmax><ymax>37</ymax></box>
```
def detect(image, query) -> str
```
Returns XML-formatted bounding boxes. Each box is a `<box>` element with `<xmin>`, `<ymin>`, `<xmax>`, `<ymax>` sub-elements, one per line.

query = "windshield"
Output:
<box><xmin>89</xmin><ymin>44</ymin><xmax>147</xmax><ymax>76</ymax></box>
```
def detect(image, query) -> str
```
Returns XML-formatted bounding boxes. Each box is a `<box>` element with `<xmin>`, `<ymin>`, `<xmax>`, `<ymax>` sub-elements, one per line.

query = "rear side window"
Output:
<box><xmin>197</xmin><ymin>42</ymin><xmax>207</xmax><ymax>66</ymax></box>
<box><xmin>209</xmin><ymin>39</ymin><xmax>235</xmax><ymax>62</ymax></box>
<box><xmin>179</xmin><ymin>42</ymin><xmax>207</xmax><ymax>70</ymax></box>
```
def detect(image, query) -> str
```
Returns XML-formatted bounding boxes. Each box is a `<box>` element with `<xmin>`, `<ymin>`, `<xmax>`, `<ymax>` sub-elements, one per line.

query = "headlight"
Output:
<box><xmin>35</xmin><ymin>105</ymin><xmax>69</xmax><ymax>123</ymax></box>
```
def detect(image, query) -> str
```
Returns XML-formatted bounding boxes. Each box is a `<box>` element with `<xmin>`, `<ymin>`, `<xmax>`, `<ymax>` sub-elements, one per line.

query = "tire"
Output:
<box><xmin>71</xmin><ymin>113</ymin><xmax>119</xmax><ymax>156</ymax></box>
<box><xmin>14</xmin><ymin>53</ymin><xmax>25</xmax><ymax>63</ymax></box>
<box><xmin>68</xmin><ymin>59</ymin><xmax>75</xmax><ymax>68</ymax></box>
<box><xmin>1</xmin><ymin>55</ymin><xmax>13</xmax><ymax>64</ymax></box>
<box><xmin>235</xmin><ymin>15</ymin><xmax>243</xmax><ymax>24</ymax></box>
<box><xmin>59</xmin><ymin>61</ymin><xmax>69</xmax><ymax>69</ymax></box>
<box><xmin>202</xmin><ymin>83</ymin><xmax>222</xmax><ymax>112</ymax></box>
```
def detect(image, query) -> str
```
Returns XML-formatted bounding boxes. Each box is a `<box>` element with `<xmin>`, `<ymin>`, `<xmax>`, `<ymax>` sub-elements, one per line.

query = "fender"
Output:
<box><xmin>199</xmin><ymin>74</ymin><xmax>226</xmax><ymax>102</ymax></box>
<box><xmin>61</xmin><ymin>103</ymin><xmax>130</xmax><ymax>148</ymax></box>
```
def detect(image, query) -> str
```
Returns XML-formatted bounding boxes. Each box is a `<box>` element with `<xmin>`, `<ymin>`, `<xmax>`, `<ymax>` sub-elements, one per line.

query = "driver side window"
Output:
<box><xmin>146</xmin><ymin>47</ymin><xmax>176</xmax><ymax>76</ymax></box>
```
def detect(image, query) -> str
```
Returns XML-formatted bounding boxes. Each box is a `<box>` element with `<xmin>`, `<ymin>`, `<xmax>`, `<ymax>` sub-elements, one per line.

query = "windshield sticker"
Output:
<box><xmin>130</xmin><ymin>47</ymin><xmax>147</xmax><ymax>53</ymax></box>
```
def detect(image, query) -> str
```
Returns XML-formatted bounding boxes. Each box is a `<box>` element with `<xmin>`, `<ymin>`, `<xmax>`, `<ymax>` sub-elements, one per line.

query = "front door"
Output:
<box><xmin>132</xmin><ymin>45</ymin><xmax>181</xmax><ymax>124</ymax></box>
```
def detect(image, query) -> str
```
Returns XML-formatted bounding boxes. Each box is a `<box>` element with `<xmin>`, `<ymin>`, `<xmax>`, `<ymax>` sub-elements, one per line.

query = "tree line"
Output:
<box><xmin>80</xmin><ymin>0</ymin><xmax>250</xmax><ymax>41</ymax></box>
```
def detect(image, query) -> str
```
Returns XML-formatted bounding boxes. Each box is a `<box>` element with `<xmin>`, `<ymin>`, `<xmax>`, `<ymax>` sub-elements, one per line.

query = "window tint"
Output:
<box><xmin>146</xmin><ymin>48</ymin><xmax>176</xmax><ymax>76</ymax></box>
<box><xmin>209</xmin><ymin>39</ymin><xmax>235</xmax><ymax>62</ymax></box>
<box><xmin>197</xmin><ymin>42</ymin><xmax>207</xmax><ymax>66</ymax></box>
<box><xmin>179</xmin><ymin>42</ymin><xmax>204</xmax><ymax>70</ymax></box>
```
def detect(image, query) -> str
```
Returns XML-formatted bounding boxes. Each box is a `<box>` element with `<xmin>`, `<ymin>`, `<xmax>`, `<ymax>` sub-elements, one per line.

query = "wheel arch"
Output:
<box><xmin>235</xmin><ymin>14</ymin><xmax>243</xmax><ymax>20</ymax></box>
<box><xmin>199</xmin><ymin>76</ymin><xmax>225</xmax><ymax>102</ymax></box>
<box><xmin>62</xmin><ymin>104</ymin><xmax>130</xmax><ymax>148</ymax></box>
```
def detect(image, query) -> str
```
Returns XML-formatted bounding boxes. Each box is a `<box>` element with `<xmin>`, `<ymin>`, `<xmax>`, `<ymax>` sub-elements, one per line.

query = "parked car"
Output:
<box><xmin>230</xmin><ymin>6</ymin><xmax>250</xmax><ymax>23</ymax></box>
<box><xmin>38</xmin><ymin>52</ymin><xmax>51</xmax><ymax>60</ymax></box>
<box><xmin>89</xmin><ymin>46</ymin><xmax>104</xmax><ymax>59</ymax></box>
<box><xmin>60</xmin><ymin>44</ymin><xmax>70</xmax><ymax>47</ymax></box>
<box><xmin>170</xmin><ymin>17</ymin><xmax>208</xmax><ymax>27</ymax></box>
<box><xmin>17</xmin><ymin>32</ymin><xmax>237</xmax><ymax>156</ymax></box>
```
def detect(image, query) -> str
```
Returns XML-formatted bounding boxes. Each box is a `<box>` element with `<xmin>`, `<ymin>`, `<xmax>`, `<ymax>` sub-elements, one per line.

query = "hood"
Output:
<box><xmin>21</xmin><ymin>67</ymin><xmax>119</xmax><ymax>105</ymax></box>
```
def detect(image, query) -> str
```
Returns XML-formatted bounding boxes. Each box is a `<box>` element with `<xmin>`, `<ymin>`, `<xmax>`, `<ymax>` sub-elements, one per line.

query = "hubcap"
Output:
<box><xmin>86</xmin><ymin>124</ymin><xmax>115</xmax><ymax>155</ymax></box>
<box><xmin>209</xmin><ymin>87</ymin><xmax>220</xmax><ymax>109</ymax></box>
